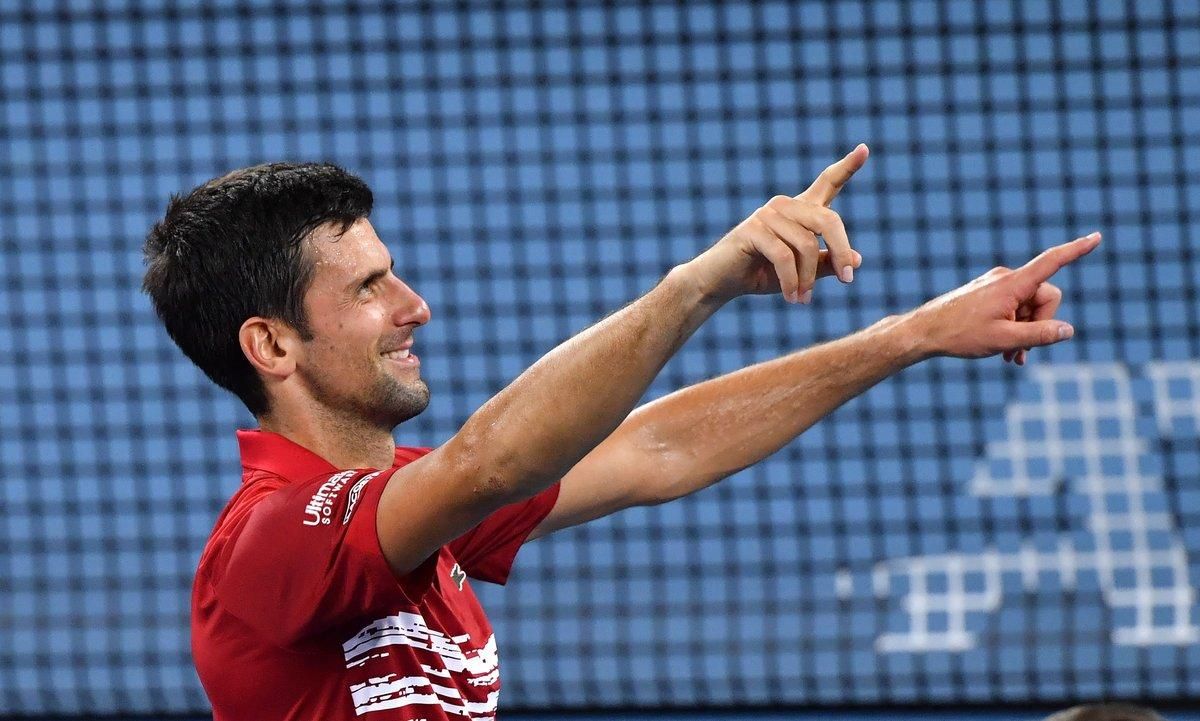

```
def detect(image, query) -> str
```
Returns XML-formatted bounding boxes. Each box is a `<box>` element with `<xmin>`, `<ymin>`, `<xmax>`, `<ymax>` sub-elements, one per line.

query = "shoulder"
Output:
<box><xmin>196</xmin><ymin>471</ymin><xmax>289</xmax><ymax>581</ymax></box>
<box><xmin>211</xmin><ymin>470</ymin><xmax>289</xmax><ymax>532</ymax></box>
<box><xmin>201</xmin><ymin>468</ymin><xmax>363</xmax><ymax>560</ymax></box>
<box><xmin>200</xmin><ymin>468</ymin><xmax>388</xmax><ymax>590</ymax></box>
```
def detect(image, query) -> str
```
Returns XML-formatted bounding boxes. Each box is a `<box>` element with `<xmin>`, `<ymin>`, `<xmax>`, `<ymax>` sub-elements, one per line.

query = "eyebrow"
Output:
<box><xmin>348</xmin><ymin>258</ymin><xmax>395</xmax><ymax>293</ymax></box>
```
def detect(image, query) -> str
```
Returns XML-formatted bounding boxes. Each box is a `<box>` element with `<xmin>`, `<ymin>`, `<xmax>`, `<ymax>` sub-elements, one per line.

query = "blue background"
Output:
<box><xmin>1</xmin><ymin>0</ymin><xmax>1198</xmax><ymax>717</ymax></box>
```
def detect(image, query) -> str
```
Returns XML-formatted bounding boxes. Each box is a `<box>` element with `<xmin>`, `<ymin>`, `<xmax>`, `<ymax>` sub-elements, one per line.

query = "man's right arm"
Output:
<box><xmin>375</xmin><ymin>145</ymin><xmax>871</xmax><ymax>576</ymax></box>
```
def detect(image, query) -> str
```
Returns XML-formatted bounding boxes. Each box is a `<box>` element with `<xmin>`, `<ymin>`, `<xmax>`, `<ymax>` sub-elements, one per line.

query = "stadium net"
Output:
<box><xmin>1</xmin><ymin>0</ymin><xmax>1198</xmax><ymax>715</ymax></box>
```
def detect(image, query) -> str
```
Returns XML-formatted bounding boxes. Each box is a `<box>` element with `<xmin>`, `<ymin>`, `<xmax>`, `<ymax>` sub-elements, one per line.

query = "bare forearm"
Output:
<box><xmin>623</xmin><ymin>313</ymin><xmax>927</xmax><ymax>504</ymax></box>
<box><xmin>454</xmin><ymin>266</ymin><xmax>722</xmax><ymax>498</ymax></box>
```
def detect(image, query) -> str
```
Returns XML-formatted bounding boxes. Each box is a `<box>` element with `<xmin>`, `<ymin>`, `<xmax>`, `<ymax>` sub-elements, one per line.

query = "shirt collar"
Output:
<box><xmin>237</xmin><ymin>428</ymin><xmax>338</xmax><ymax>483</ymax></box>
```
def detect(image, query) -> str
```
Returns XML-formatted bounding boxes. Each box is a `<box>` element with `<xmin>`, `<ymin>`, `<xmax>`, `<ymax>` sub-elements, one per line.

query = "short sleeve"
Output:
<box><xmin>448</xmin><ymin>482</ymin><xmax>560</xmax><ymax>585</ymax></box>
<box><xmin>209</xmin><ymin>468</ymin><xmax>434</xmax><ymax>648</ymax></box>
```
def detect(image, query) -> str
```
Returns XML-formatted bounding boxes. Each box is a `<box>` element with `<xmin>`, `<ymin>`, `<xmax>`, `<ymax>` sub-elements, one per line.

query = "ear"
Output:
<box><xmin>239</xmin><ymin>316</ymin><xmax>302</xmax><ymax>381</ymax></box>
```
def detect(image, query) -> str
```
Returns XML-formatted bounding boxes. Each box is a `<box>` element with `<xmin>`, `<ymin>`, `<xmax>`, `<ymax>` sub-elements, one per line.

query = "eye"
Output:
<box><xmin>359</xmin><ymin>275</ymin><xmax>384</xmax><ymax>295</ymax></box>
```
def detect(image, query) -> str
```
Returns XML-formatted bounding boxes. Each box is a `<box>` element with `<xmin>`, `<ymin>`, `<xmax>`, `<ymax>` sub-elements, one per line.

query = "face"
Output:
<box><xmin>293</xmin><ymin>218</ymin><xmax>432</xmax><ymax>429</ymax></box>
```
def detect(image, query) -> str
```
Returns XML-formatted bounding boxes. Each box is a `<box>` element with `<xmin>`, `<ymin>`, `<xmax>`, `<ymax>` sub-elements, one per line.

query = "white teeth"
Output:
<box><xmin>382</xmin><ymin>349</ymin><xmax>410</xmax><ymax>360</ymax></box>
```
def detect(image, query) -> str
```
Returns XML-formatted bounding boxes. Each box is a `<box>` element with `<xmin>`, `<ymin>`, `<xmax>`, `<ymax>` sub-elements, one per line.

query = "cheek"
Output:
<box><xmin>318</xmin><ymin>314</ymin><xmax>371</xmax><ymax>347</ymax></box>
<box><xmin>307</xmin><ymin>327</ymin><xmax>367</xmax><ymax>366</ymax></box>
<box><xmin>309</xmin><ymin>308</ymin><xmax>387</xmax><ymax>360</ymax></box>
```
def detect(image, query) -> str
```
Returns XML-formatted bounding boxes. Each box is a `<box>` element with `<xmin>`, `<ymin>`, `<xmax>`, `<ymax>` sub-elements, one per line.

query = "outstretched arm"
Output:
<box><xmin>530</xmin><ymin>231</ymin><xmax>1102</xmax><ymax>538</ymax></box>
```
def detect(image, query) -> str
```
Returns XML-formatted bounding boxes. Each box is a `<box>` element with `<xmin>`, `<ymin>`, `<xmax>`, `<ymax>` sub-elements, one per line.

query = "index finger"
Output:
<box><xmin>1017</xmin><ymin>232</ymin><xmax>1102</xmax><ymax>287</ymax></box>
<box><xmin>798</xmin><ymin>143</ymin><xmax>870</xmax><ymax>206</ymax></box>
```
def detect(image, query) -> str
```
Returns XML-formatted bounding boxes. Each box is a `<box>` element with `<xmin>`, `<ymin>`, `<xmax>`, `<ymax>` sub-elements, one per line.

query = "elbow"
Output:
<box><xmin>625</xmin><ymin>423</ymin><xmax>697</xmax><ymax>507</ymax></box>
<box><xmin>637</xmin><ymin>457</ymin><xmax>710</xmax><ymax>507</ymax></box>
<box><xmin>623</xmin><ymin>414</ymin><xmax>744</xmax><ymax>507</ymax></box>
<box><xmin>445</xmin><ymin>428</ymin><xmax>554</xmax><ymax>505</ymax></box>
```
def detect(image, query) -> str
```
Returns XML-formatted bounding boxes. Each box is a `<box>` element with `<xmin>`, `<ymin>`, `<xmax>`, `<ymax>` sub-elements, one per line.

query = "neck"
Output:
<box><xmin>258</xmin><ymin>404</ymin><xmax>396</xmax><ymax>471</ymax></box>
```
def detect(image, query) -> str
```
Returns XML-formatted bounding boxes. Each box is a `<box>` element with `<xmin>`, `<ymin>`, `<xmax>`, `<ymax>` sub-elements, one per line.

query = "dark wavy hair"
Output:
<box><xmin>143</xmin><ymin>162</ymin><xmax>373</xmax><ymax>416</ymax></box>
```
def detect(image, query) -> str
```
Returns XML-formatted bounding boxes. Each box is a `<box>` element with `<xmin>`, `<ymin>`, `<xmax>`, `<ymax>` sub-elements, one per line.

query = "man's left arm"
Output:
<box><xmin>526</xmin><ymin>313</ymin><xmax>921</xmax><ymax>539</ymax></box>
<box><xmin>528</xmin><ymin>232</ymin><xmax>1100</xmax><ymax>540</ymax></box>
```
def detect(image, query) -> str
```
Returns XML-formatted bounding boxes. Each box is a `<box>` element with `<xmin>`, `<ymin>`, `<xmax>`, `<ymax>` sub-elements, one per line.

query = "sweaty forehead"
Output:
<box><xmin>306</xmin><ymin>218</ymin><xmax>388</xmax><ymax>284</ymax></box>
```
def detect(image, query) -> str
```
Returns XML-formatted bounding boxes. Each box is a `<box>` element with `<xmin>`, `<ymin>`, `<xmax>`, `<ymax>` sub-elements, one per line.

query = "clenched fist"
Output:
<box><xmin>680</xmin><ymin>144</ymin><xmax>869</xmax><ymax>304</ymax></box>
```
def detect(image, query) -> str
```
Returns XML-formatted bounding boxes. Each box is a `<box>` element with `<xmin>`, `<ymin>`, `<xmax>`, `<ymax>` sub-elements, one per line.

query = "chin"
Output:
<box><xmin>380</xmin><ymin>381</ymin><xmax>431</xmax><ymax>427</ymax></box>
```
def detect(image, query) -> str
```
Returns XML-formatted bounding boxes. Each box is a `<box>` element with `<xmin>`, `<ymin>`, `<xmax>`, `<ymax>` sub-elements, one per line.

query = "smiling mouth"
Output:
<box><xmin>381</xmin><ymin>346</ymin><xmax>420</xmax><ymax>368</ymax></box>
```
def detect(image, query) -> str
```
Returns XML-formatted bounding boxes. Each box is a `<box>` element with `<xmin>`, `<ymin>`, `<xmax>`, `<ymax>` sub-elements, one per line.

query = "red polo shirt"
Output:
<box><xmin>191</xmin><ymin>429</ymin><xmax>559</xmax><ymax>720</ymax></box>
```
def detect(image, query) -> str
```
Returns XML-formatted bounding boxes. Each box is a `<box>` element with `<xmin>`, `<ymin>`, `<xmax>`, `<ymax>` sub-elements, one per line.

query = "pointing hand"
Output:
<box><xmin>681</xmin><ymin>144</ymin><xmax>869</xmax><ymax>304</ymax></box>
<box><xmin>905</xmin><ymin>232</ymin><xmax>1102</xmax><ymax>362</ymax></box>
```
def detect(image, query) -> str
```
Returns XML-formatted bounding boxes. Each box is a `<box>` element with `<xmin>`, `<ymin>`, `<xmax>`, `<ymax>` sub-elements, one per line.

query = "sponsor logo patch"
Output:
<box><xmin>343</xmin><ymin>471</ymin><xmax>381</xmax><ymax>525</ymax></box>
<box><xmin>302</xmin><ymin>470</ymin><xmax>358</xmax><ymax>526</ymax></box>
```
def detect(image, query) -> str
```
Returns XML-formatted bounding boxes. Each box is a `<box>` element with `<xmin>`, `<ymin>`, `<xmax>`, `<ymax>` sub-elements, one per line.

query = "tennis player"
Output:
<box><xmin>143</xmin><ymin>146</ymin><xmax>1100</xmax><ymax>720</ymax></box>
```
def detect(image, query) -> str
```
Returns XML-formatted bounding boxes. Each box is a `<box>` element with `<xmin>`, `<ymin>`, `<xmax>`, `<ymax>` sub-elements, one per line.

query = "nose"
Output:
<box><xmin>391</xmin><ymin>279</ymin><xmax>431</xmax><ymax>327</ymax></box>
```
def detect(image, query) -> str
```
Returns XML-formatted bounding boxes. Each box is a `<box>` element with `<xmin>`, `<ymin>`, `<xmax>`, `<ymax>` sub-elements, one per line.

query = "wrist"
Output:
<box><xmin>667</xmin><ymin>261</ymin><xmax>730</xmax><ymax>309</ymax></box>
<box><xmin>871</xmin><ymin>311</ymin><xmax>936</xmax><ymax>367</ymax></box>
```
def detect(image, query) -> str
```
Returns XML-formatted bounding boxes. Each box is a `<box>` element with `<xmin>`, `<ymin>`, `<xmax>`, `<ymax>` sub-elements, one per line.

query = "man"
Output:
<box><xmin>143</xmin><ymin>147</ymin><xmax>1099</xmax><ymax>720</ymax></box>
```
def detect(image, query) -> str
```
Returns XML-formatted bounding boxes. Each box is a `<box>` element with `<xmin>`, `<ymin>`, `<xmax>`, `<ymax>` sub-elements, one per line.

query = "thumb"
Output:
<box><xmin>815</xmin><ymin>249</ymin><xmax>863</xmax><ymax>279</ymax></box>
<box><xmin>1006</xmin><ymin>320</ymin><xmax>1075</xmax><ymax>349</ymax></box>
<box><xmin>815</xmin><ymin>249</ymin><xmax>838</xmax><ymax>279</ymax></box>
